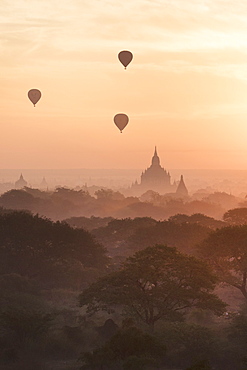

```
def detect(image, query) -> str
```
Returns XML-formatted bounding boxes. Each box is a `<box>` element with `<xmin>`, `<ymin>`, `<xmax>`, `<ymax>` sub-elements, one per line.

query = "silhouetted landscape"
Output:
<box><xmin>1</xmin><ymin>184</ymin><xmax>247</xmax><ymax>369</ymax></box>
<box><xmin>4</xmin><ymin>147</ymin><xmax>247</xmax><ymax>370</ymax></box>
<box><xmin>0</xmin><ymin>184</ymin><xmax>243</xmax><ymax>220</ymax></box>
<box><xmin>3</xmin><ymin>0</ymin><xmax>247</xmax><ymax>368</ymax></box>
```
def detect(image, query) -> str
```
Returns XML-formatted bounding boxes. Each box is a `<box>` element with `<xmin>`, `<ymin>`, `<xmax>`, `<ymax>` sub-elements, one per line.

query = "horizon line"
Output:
<box><xmin>1</xmin><ymin>168</ymin><xmax>247</xmax><ymax>172</ymax></box>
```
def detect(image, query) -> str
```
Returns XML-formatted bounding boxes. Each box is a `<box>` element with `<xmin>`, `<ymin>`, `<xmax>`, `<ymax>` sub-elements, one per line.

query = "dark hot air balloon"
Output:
<box><xmin>114</xmin><ymin>113</ymin><xmax>129</xmax><ymax>133</ymax></box>
<box><xmin>118</xmin><ymin>51</ymin><xmax>133</xmax><ymax>69</ymax></box>
<box><xmin>28</xmin><ymin>89</ymin><xmax>41</xmax><ymax>107</ymax></box>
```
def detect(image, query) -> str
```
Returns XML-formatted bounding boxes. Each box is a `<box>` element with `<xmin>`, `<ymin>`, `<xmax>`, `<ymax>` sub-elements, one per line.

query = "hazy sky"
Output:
<box><xmin>2</xmin><ymin>0</ymin><xmax>247</xmax><ymax>169</ymax></box>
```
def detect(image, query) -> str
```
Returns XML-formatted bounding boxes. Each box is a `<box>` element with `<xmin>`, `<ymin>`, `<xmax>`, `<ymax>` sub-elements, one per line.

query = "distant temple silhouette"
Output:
<box><xmin>15</xmin><ymin>173</ymin><xmax>27</xmax><ymax>189</ymax></box>
<box><xmin>176</xmin><ymin>175</ymin><xmax>188</xmax><ymax>196</ymax></box>
<box><xmin>40</xmin><ymin>177</ymin><xmax>48</xmax><ymax>190</ymax></box>
<box><xmin>131</xmin><ymin>147</ymin><xmax>188</xmax><ymax>196</ymax></box>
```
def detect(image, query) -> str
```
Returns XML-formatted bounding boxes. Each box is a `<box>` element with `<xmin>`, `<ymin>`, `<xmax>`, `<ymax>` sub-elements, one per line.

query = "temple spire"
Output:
<box><xmin>152</xmin><ymin>146</ymin><xmax>160</xmax><ymax>166</ymax></box>
<box><xmin>176</xmin><ymin>175</ymin><xmax>188</xmax><ymax>196</ymax></box>
<box><xmin>15</xmin><ymin>173</ymin><xmax>27</xmax><ymax>189</ymax></box>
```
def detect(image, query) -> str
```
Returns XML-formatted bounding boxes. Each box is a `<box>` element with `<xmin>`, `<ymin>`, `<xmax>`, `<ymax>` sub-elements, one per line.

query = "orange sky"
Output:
<box><xmin>1</xmin><ymin>0</ymin><xmax>247</xmax><ymax>170</ymax></box>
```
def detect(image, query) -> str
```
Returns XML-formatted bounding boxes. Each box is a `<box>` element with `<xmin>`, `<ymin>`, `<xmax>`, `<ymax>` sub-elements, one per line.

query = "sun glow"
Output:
<box><xmin>1</xmin><ymin>0</ymin><xmax>247</xmax><ymax>169</ymax></box>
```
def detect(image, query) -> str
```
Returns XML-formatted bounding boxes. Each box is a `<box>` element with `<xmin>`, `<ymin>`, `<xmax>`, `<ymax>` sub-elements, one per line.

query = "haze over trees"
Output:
<box><xmin>88</xmin><ymin>215</ymin><xmax>216</xmax><ymax>259</ymax></box>
<box><xmin>0</xmin><ymin>210</ymin><xmax>109</xmax><ymax>289</ymax></box>
<box><xmin>199</xmin><ymin>225</ymin><xmax>247</xmax><ymax>301</ymax></box>
<box><xmin>79</xmin><ymin>245</ymin><xmax>226</xmax><ymax>329</ymax></box>
<box><xmin>0</xmin><ymin>186</ymin><xmax>244</xmax><ymax>221</ymax></box>
<box><xmin>2</xmin><ymin>205</ymin><xmax>247</xmax><ymax>369</ymax></box>
<box><xmin>223</xmin><ymin>207</ymin><xmax>247</xmax><ymax>225</ymax></box>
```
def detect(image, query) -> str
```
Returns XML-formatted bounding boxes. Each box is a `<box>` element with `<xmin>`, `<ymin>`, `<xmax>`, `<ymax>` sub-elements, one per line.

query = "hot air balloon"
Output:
<box><xmin>114</xmin><ymin>113</ymin><xmax>129</xmax><ymax>133</ymax></box>
<box><xmin>28</xmin><ymin>89</ymin><xmax>41</xmax><ymax>107</ymax></box>
<box><xmin>118</xmin><ymin>51</ymin><xmax>133</xmax><ymax>69</ymax></box>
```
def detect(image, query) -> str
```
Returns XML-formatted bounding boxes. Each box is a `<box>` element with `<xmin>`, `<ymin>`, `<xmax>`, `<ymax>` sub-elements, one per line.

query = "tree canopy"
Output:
<box><xmin>223</xmin><ymin>208</ymin><xmax>247</xmax><ymax>225</ymax></box>
<box><xmin>79</xmin><ymin>245</ymin><xmax>226</xmax><ymax>328</ymax></box>
<box><xmin>80</xmin><ymin>326</ymin><xmax>165</xmax><ymax>370</ymax></box>
<box><xmin>168</xmin><ymin>213</ymin><xmax>225</xmax><ymax>229</ymax></box>
<box><xmin>126</xmin><ymin>220</ymin><xmax>211</xmax><ymax>255</ymax></box>
<box><xmin>198</xmin><ymin>225</ymin><xmax>247</xmax><ymax>300</ymax></box>
<box><xmin>0</xmin><ymin>210</ymin><xmax>109</xmax><ymax>288</ymax></box>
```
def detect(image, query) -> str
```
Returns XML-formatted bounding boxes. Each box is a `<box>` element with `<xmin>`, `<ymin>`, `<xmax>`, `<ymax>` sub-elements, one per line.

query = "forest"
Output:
<box><xmin>0</xmin><ymin>186</ymin><xmax>245</xmax><ymax>221</ymax></box>
<box><xmin>1</xmin><ymin>199</ymin><xmax>247</xmax><ymax>369</ymax></box>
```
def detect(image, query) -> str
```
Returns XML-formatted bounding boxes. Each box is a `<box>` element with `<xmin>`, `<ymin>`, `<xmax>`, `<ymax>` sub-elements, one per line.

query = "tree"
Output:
<box><xmin>95</xmin><ymin>189</ymin><xmax>125</xmax><ymax>201</ymax></box>
<box><xmin>203</xmin><ymin>192</ymin><xmax>238</xmax><ymax>210</ymax></box>
<box><xmin>64</xmin><ymin>216</ymin><xmax>113</xmax><ymax>231</ymax></box>
<box><xmin>0</xmin><ymin>278</ymin><xmax>54</xmax><ymax>348</ymax></box>
<box><xmin>52</xmin><ymin>187</ymin><xmax>93</xmax><ymax>206</ymax></box>
<box><xmin>159</xmin><ymin>322</ymin><xmax>217</xmax><ymax>369</ymax></box>
<box><xmin>228</xmin><ymin>304</ymin><xmax>247</xmax><ymax>345</ymax></box>
<box><xmin>93</xmin><ymin>217</ymin><xmax>157</xmax><ymax>242</ymax></box>
<box><xmin>169</xmin><ymin>213</ymin><xmax>225</xmax><ymax>230</ymax></box>
<box><xmin>127</xmin><ymin>220</ymin><xmax>211</xmax><ymax>255</ymax></box>
<box><xmin>79</xmin><ymin>245</ymin><xmax>226</xmax><ymax>329</ymax></box>
<box><xmin>0</xmin><ymin>309</ymin><xmax>54</xmax><ymax>344</ymax></box>
<box><xmin>79</xmin><ymin>326</ymin><xmax>165</xmax><ymax>370</ymax></box>
<box><xmin>223</xmin><ymin>208</ymin><xmax>247</xmax><ymax>225</ymax></box>
<box><xmin>91</xmin><ymin>217</ymin><xmax>157</xmax><ymax>257</ymax></box>
<box><xmin>0</xmin><ymin>210</ymin><xmax>109</xmax><ymax>287</ymax></box>
<box><xmin>139</xmin><ymin>190</ymin><xmax>161</xmax><ymax>203</ymax></box>
<box><xmin>0</xmin><ymin>189</ymin><xmax>37</xmax><ymax>211</ymax></box>
<box><xmin>198</xmin><ymin>225</ymin><xmax>247</xmax><ymax>300</ymax></box>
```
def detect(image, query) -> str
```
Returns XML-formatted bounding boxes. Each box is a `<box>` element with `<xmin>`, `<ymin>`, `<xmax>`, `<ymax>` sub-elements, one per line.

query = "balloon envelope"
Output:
<box><xmin>118</xmin><ymin>51</ymin><xmax>133</xmax><ymax>69</ymax></box>
<box><xmin>28</xmin><ymin>89</ymin><xmax>41</xmax><ymax>106</ymax></box>
<box><xmin>114</xmin><ymin>113</ymin><xmax>129</xmax><ymax>133</ymax></box>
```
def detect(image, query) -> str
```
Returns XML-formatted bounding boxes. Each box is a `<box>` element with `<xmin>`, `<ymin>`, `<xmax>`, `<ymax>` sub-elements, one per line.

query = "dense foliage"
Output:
<box><xmin>199</xmin><ymin>225</ymin><xmax>247</xmax><ymax>300</ymax></box>
<box><xmin>92</xmin><ymin>216</ymin><xmax>212</xmax><ymax>258</ymax></box>
<box><xmin>0</xmin><ymin>210</ymin><xmax>109</xmax><ymax>288</ymax></box>
<box><xmin>1</xmin><ymin>209</ymin><xmax>247</xmax><ymax>369</ymax></box>
<box><xmin>0</xmin><ymin>187</ymin><xmax>240</xmax><ymax>221</ymax></box>
<box><xmin>79</xmin><ymin>245</ymin><xmax>226</xmax><ymax>328</ymax></box>
<box><xmin>223</xmin><ymin>207</ymin><xmax>247</xmax><ymax>225</ymax></box>
<box><xmin>80</xmin><ymin>326</ymin><xmax>166</xmax><ymax>370</ymax></box>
